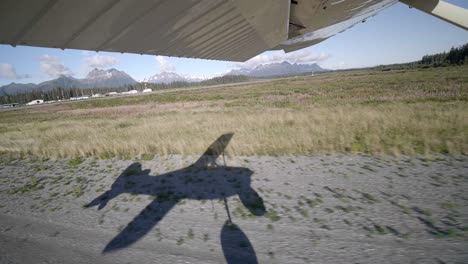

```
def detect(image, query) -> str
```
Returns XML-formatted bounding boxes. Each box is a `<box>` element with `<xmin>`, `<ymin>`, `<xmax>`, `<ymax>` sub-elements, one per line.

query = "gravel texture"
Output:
<box><xmin>0</xmin><ymin>154</ymin><xmax>467</xmax><ymax>263</ymax></box>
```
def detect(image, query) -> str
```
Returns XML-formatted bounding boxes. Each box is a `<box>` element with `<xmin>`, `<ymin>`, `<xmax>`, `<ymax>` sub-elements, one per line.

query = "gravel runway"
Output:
<box><xmin>0</xmin><ymin>154</ymin><xmax>467</xmax><ymax>263</ymax></box>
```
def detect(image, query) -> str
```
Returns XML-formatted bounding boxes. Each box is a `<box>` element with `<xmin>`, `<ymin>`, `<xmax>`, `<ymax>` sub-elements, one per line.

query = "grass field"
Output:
<box><xmin>0</xmin><ymin>66</ymin><xmax>467</xmax><ymax>158</ymax></box>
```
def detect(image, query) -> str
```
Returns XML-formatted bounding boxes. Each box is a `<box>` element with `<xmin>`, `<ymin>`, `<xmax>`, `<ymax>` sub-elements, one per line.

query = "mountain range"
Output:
<box><xmin>0</xmin><ymin>68</ymin><xmax>136</xmax><ymax>95</ymax></box>
<box><xmin>0</xmin><ymin>62</ymin><xmax>328</xmax><ymax>95</ymax></box>
<box><xmin>227</xmin><ymin>61</ymin><xmax>326</xmax><ymax>77</ymax></box>
<box><xmin>143</xmin><ymin>72</ymin><xmax>203</xmax><ymax>84</ymax></box>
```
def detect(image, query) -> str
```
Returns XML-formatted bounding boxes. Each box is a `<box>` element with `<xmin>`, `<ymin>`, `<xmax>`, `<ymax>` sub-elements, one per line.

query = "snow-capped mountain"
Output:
<box><xmin>226</xmin><ymin>61</ymin><xmax>327</xmax><ymax>77</ymax></box>
<box><xmin>82</xmin><ymin>68</ymin><xmax>136</xmax><ymax>88</ymax></box>
<box><xmin>143</xmin><ymin>72</ymin><xmax>203</xmax><ymax>84</ymax></box>
<box><xmin>0</xmin><ymin>69</ymin><xmax>136</xmax><ymax>95</ymax></box>
<box><xmin>180</xmin><ymin>74</ymin><xmax>204</xmax><ymax>83</ymax></box>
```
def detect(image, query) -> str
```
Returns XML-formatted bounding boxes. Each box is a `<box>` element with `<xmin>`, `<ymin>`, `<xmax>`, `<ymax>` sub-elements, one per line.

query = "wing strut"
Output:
<box><xmin>400</xmin><ymin>0</ymin><xmax>468</xmax><ymax>30</ymax></box>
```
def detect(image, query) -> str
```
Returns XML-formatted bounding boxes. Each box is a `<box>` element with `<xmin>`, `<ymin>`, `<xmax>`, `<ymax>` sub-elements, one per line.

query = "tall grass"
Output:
<box><xmin>0</xmin><ymin>66</ymin><xmax>467</xmax><ymax>158</ymax></box>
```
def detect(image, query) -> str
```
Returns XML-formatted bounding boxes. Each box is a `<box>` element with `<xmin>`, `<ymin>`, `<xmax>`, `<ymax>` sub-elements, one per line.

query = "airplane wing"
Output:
<box><xmin>0</xmin><ymin>0</ymin><xmax>466</xmax><ymax>62</ymax></box>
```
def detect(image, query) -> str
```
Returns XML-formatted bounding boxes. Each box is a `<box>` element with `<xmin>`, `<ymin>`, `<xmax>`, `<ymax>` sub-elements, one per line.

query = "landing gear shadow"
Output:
<box><xmin>221</xmin><ymin>221</ymin><xmax>258</xmax><ymax>264</ymax></box>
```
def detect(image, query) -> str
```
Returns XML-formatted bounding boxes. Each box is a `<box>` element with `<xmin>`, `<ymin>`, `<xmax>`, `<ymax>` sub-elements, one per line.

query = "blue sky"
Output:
<box><xmin>0</xmin><ymin>0</ymin><xmax>467</xmax><ymax>86</ymax></box>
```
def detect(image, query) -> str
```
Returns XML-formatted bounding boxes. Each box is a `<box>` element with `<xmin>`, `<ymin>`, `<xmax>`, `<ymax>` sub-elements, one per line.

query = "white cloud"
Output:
<box><xmin>39</xmin><ymin>55</ymin><xmax>74</xmax><ymax>78</ymax></box>
<box><xmin>0</xmin><ymin>63</ymin><xmax>31</xmax><ymax>80</ymax></box>
<box><xmin>156</xmin><ymin>56</ymin><xmax>176</xmax><ymax>72</ymax></box>
<box><xmin>0</xmin><ymin>64</ymin><xmax>17</xmax><ymax>79</ymax></box>
<box><xmin>84</xmin><ymin>54</ymin><xmax>118</xmax><ymax>69</ymax></box>
<box><xmin>236</xmin><ymin>50</ymin><xmax>330</xmax><ymax>69</ymax></box>
<box><xmin>331</xmin><ymin>61</ymin><xmax>347</xmax><ymax>70</ymax></box>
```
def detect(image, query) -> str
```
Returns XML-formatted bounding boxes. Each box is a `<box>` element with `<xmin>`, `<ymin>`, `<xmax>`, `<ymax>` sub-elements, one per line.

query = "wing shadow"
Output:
<box><xmin>86</xmin><ymin>133</ymin><xmax>264</xmax><ymax>263</ymax></box>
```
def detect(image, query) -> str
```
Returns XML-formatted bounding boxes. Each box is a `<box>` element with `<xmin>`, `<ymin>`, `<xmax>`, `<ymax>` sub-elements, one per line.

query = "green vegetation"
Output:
<box><xmin>187</xmin><ymin>228</ymin><xmax>194</xmax><ymax>239</ymax></box>
<box><xmin>34</xmin><ymin>164</ymin><xmax>48</xmax><ymax>171</ymax></box>
<box><xmin>435</xmin><ymin>228</ymin><xmax>460</xmax><ymax>238</ymax></box>
<box><xmin>141</xmin><ymin>153</ymin><xmax>154</xmax><ymax>161</ymax></box>
<box><xmin>68</xmin><ymin>157</ymin><xmax>83</xmax><ymax>168</ymax></box>
<box><xmin>375</xmin><ymin>43</ymin><xmax>468</xmax><ymax>70</ymax></box>
<box><xmin>265</xmin><ymin>209</ymin><xmax>281</xmax><ymax>222</ymax></box>
<box><xmin>0</xmin><ymin>75</ymin><xmax>249</xmax><ymax>105</ymax></box>
<box><xmin>72</xmin><ymin>185</ymin><xmax>83</xmax><ymax>197</ymax></box>
<box><xmin>11</xmin><ymin>177</ymin><xmax>45</xmax><ymax>193</ymax></box>
<box><xmin>439</xmin><ymin>202</ymin><xmax>458</xmax><ymax>210</ymax></box>
<box><xmin>412</xmin><ymin>206</ymin><xmax>433</xmax><ymax>216</ymax></box>
<box><xmin>0</xmin><ymin>66</ymin><xmax>467</xmax><ymax>158</ymax></box>
<box><xmin>420</xmin><ymin>43</ymin><xmax>468</xmax><ymax>66</ymax></box>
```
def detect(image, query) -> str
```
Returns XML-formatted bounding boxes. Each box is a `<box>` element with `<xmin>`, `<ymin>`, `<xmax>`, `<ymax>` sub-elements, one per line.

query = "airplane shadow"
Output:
<box><xmin>86</xmin><ymin>133</ymin><xmax>265</xmax><ymax>264</ymax></box>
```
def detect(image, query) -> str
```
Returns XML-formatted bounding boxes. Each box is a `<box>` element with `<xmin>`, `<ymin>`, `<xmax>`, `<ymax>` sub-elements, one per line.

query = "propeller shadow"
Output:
<box><xmin>86</xmin><ymin>133</ymin><xmax>265</xmax><ymax>263</ymax></box>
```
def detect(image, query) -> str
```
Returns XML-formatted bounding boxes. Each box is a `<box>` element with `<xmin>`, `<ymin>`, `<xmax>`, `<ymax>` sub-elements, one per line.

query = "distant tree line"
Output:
<box><xmin>421</xmin><ymin>43</ymin><xmax>468</xmax><ymax>66</ymax></box>
<box><xmin>139</xmin><ymin>75</ymin><xmax>250</xmax><ymax>90</ymax></box>
<box><xmin>0</xmin><ymin>85</ymin><xmax>133</xmax><ymax>104</ymax></box>
<box><xmin>375</xmin><ymin>43</ymin><xmax>468</xmax><ymax>71</ymax></box>
<box><xmin>0</xmin><ymin>75</ymin><xmax>249</xmax><ymax>104</ymax></box>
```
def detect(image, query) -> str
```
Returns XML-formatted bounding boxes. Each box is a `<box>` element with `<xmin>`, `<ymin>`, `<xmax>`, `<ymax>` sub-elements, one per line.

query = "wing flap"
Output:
<box><xmin>279</xmin><ymin>0</ymin><xmax>398</xmax><ymax>52</ymax></box>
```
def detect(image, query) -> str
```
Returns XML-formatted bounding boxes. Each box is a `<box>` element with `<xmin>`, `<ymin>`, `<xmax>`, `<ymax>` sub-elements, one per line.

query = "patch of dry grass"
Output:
<box><xmin>0</xmin><ymin>66</ymin><xmax>467</xmax><ymax>158</ymax></box>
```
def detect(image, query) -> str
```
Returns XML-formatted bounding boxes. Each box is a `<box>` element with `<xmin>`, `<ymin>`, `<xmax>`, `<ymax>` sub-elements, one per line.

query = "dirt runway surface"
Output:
<box><xmin>0</xmin><ymin>154</ymin><xmax>467</xmax><ymax>263</ymax></box>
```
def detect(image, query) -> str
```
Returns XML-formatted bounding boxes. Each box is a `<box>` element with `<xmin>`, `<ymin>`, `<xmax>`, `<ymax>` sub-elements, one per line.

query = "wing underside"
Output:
<box><xmin>0</xmin><ymin>0</ymin><xmax>290</xmax><ymax>61</ymax></box>
<box><xmin>0</xmin><ymin>0</ymin><xmax>466</xmax><ymax>62</ymax></box>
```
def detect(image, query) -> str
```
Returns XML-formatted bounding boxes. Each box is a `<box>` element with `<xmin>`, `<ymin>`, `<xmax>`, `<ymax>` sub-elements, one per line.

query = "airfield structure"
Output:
<box><xmin>26</xmin><ymin>99</ymin><xmax>44</xmax><ymax>105</ymax></box>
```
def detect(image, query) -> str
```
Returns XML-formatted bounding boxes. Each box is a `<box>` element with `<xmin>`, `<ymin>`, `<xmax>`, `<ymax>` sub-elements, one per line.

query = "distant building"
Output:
<box><xmin>142</xmin><ymin>88</ymin><xmax>152</xmax><ymax>93</ymax></box>
<box><xmin>106</xmin><ymin>92</ymin><xmax>118</xmax><ymax>96</ymax></box>
<box><xmin>121</xmin><ymin>90</ymin><xmax>138</xmax><ymax>95</ymax></box>
<box><xmin>70</xmin><ymin>96</ymin><xmax>89</xmax><ymax>101</ymax></box>
<box><xmin>1</xmin><ymin>103</ymin><xmax>20</xmax><ymax>108</ymax></box>
<box><xmin>92</xmin><ymin>93</ymin><xmax>103</xmax><ymax>98</ymax></box>
<box><xmin>26</xmin><ymin>99</ymin><xmax>44</xmax><ymax>105</ymax></box>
